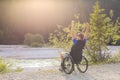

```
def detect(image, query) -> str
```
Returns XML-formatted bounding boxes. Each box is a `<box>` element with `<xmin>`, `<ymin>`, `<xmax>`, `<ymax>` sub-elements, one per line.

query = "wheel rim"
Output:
<box><xmin>63</xmin><ymin>57</ymin><xmax>73</xmax><ymax>73</ymax></box>
<box><xmin>77</xmin><ymin>56</ymin><xmax>88</xmax><ymax>73</ymax></box>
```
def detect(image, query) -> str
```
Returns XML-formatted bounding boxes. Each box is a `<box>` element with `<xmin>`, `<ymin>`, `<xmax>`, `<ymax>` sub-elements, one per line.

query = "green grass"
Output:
<box><xmin>87</xmin><ymin>51</ymin><xmax>120</xmax><ymax>65</ymax></box>
<box><xmin>106</xmin><ymin>51</ymin><xmax>120</xmax><ymax>64</ymax></box>
<box><xmin>0</xmin><ymin>57</ymin><xmax>23</xmax><ymax>74</ymax></box>
<box><xmin>0</xmin><ymin>58</ymin><xmax>10</xmax><ymax>73</ymax></box>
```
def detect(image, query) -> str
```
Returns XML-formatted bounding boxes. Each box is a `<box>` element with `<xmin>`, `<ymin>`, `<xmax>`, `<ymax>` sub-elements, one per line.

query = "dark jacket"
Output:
<box><xmin>70</xmin><ymin>40</ymin><xmax>85</xmax><ymax>64</ymax></box>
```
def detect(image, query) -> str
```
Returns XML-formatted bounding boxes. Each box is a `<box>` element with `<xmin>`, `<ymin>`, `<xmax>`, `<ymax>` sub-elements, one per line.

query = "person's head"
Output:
<box><xmin>76</xmin><ymin>33</ymin><xmax>84</xmax><ymax>40</ymax></box>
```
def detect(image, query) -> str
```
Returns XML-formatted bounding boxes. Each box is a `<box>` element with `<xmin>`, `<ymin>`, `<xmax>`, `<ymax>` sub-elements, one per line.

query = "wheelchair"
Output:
<box><xmin>61</xmin><ymin>53</ymin><xmax>88</xmax><ymax>74</ymax></box>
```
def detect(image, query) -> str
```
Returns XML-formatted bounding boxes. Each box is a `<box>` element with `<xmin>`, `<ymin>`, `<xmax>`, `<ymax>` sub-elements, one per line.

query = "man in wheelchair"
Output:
<box><xmin>59</xmin><ymin>20</ymin><xmax>90</xmax><ymax>71</ymax></box>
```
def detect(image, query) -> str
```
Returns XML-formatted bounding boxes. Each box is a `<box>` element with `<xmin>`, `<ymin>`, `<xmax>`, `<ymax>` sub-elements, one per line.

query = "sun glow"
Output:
<box><xmin>0</xmin><ymin>0</ymin><xmax>77</xmax><ymax>33</ymax></box>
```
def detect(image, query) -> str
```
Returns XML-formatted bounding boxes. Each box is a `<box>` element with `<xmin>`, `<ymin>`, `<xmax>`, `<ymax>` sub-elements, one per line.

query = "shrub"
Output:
<box><xmin>0</xmin><ymin>57</ymin><xmax>24</xmax><ymax>73</ymax></box>
<box><xmin>49</xmin><ymin>25</ymin><xmax>72</xmax><ymax>51</ymax></box>
<box><xmin>106</xmin><ymin>51</ymin><xmax>120</xmax><ymax>63</ymax></box>
<box><xmin>24</xmin><ymin>33</ymin><xmax>33</xmax><ymax>46</ymax></box>
<box><xmin>31</xmin><ymin>42</ymin><xmax>43</xmax><ymax>47</ymax></box>
<box><xmin>24</xmin><ymin>33</ymin><xmax>45</xmax><ymax>47</ymax></box>
<box><xmin>0</xmin><ymin>58</ymin><xmax>9</xmax><ymax>73</ymax></box>
<box><xmin>0</xmin><ymin>63</ymin><xmax>7</xmax><ymax>72</ymax></box>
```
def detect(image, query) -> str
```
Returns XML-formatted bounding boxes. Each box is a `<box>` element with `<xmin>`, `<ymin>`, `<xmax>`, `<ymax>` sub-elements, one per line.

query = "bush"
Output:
<box><xmin>0</xmin><ymin>63</ymin><xmax>7</xmax><ymax>72</ymax></box>
<box><xmin>106</xmin><ymin>51</ymin><xmax>120</xmax><ymax>63</ymax></box>
<box><xmin>31</xmin><ymin>42</ymin><xmax>43</xmax><ymax>47</ymax></box>
<box><xmin>24</xmin><ymin>33</ymin><xmax>45</xmax><ymax>47</ymax></box>
<box><xmin>0</xmin><ymin>57</ymin><xmax>25</xmax><ymax>74</ymax></box>
<box><xmin>24</xmin><ymin>33</ymin><xmax>33</xmax><ymax>46</ymax></box>
<box><xmin>0</xmin><ymin>58</ymin><xmax>9</xmax><ymax>73</ymax></box>
<box><xmin>49</xmin><ymin>25</ymin><xmax>72</xmax><ymax>51</ymax></box>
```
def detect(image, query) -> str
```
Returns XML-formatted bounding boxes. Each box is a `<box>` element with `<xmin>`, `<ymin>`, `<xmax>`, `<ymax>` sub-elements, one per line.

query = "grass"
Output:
<box><xmin>0</xmin><ymin>57</ymin><xmax>23</xmax><ymax>74</ymax></box>
<box><xmin>0</xmin><ymin>57</ymin><xmax>11</xmax><ymax>73</ymax></box>
<box><xmin>106</xmin><ymin>51</ymin><xmax>120</xmax><ymax>64</ymax></box>
<box><xmin>88</xmin><ymin>51</ymin><xmax>120</xmax><ymax>65</ymax></box>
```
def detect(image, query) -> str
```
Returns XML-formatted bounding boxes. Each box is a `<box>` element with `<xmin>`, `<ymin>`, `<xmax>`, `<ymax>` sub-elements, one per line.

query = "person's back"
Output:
<box><xmin>70</xmin><ymin>38</ymin><xmax>86</xmax><ymax>64</ymax></box>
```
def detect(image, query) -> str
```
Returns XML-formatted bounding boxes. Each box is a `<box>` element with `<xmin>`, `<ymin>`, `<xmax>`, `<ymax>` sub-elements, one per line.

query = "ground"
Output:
<box><xmin>0</xmin><ymin>46</ymin><xmax>120</xmax><ymax>80</ymax></box>
<box><xmin>0</xmin><ymin>63</ymin><xmax>120</xmax><ymax>80</ymax></box>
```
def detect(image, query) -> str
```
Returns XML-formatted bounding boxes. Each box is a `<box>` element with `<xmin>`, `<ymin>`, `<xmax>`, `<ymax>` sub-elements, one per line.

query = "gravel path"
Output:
<box><xmin>0</xmin><ymin>63</ymin><xmax>120</xmax><ymax>80</ymax></box>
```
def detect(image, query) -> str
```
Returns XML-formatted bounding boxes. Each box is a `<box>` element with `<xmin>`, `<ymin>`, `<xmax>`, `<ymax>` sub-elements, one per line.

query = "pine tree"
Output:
<box><xmin>85</xmin><ymin>1</ymin><xmax>111</xmax><ymax>62</ymax></box>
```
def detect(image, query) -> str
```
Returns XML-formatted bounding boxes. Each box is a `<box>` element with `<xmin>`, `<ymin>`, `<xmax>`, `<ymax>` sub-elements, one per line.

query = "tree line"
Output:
<box><xmin>0</xmin><ymin>0</ymin><xmax>120</xmax><ymax>45</ymax></box>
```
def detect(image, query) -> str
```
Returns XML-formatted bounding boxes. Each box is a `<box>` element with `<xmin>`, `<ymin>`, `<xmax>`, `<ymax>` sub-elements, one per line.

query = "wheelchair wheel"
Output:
<box><xmin>62</xmin><ymin>55</ymin><xmax>74</xmax><ymax>74</ymax></box>
<box><xmin>76</xmin><ymin>56</ymin><xmax>88</xmax><ymax>73</ymax></box>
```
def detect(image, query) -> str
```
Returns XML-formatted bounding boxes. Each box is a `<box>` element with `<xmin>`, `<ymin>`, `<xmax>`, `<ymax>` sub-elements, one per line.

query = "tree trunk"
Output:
<box><xmin>98</xmin><ymin>33</ymin><xmax>102</xmax><ymax>61</ymax></box>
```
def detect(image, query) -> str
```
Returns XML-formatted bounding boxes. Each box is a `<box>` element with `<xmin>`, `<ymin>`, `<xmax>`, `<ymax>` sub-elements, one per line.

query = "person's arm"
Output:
<box><xmin>84</xmin><ymin>23</ymin><xmax>90</xmax><ymax>39</ymax></box>
<box><xmin>71</xmin><ymin>20</ymin><xmax>76</xmax><ymax>40</ymax></box>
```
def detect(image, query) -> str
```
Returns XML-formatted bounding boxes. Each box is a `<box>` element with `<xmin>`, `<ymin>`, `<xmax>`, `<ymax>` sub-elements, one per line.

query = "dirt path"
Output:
<box><xmin>0</xmin><ymin>63</ymin><xmax>120</xmax><ymax>80</ymax></box>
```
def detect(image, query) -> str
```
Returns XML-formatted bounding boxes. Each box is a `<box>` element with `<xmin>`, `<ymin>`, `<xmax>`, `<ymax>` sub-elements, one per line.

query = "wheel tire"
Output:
<box><xmin>77</xmin><ymin>56</ymin><xmax>88</xmax><ymax>73</ymax></box>
<box><xmin>62</xmin><ymin>55</ymin><xmax>74</xmax><ymax>74</ymax></box>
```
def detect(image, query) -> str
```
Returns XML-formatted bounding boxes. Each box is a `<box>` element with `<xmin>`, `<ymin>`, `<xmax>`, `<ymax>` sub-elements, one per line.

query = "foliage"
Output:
<box><xmin>24</xmin><ymin>33</ymin><xmax>45</xmax><ymax>47</ymax></box>
<box><xmin>106</xmin><ymin>51</ymin><xmax>120</xmax><ymax>63</ymax></box>
<box><xmin>49</xmin><ymin>17</ymin><xmax>86</xmax><ymax>51</ymax></box>
<box><xmin>49</xmin><ymin>1</ymin><xmax>120</xmax><ymax>64</ymax></box>
<box><xmin>84</xmin><ymin>1</ymin><xmax>112</xmax><ymax>63</ymax></box>
<box><xmin>0</xmin><ymin>58</ymin><xmax>10</xmax><ymax>73</ymax></box>
<box><xmin>85</xmin><ymin>1</ymin><xmax>120</xmax><ymax>63</ymax></box>
<box><xmin>105</xmin><ymin>10</ymin><xmax>120</xmax><ymax>45</ymax></box>
<box><xmin>0</xmin><ymin>57</ymin><xmax>24</xmax><ymax>73</ymax></box>
<box><xmin>24</xmin><ymin>33</ymin><xmax>33</xmax><ymax>46</ymax></box>
<box><xmin>49</xmin><ymin>25</ymin><xmax>72</xmax><ymax>51</ymax></box>
<box><xmin>31</xmin><ymin>42</ymin><xmax>43</xmax><ymax>47</ymax></box>
<box><xmin>112</xmin><ymin>18</ymin><xmax>120</xmax><ymax>45</ymax></box>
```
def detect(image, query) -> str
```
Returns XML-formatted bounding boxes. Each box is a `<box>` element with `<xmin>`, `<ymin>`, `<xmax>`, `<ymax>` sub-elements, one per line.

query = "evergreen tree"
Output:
<box><xmin>85</xmin><ymin>1</ymin><xmax>111</xmax><ymax>62</ymax></box>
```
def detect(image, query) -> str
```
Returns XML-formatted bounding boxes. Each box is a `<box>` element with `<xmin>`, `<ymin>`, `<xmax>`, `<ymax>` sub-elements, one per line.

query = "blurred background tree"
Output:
<box><xmin>24</xmin><ymin>33</ymin><xmax>45</xmax><ymax>47</ymax></box>
<box><xmin>49</xmin><ymin>25</ymin><xmax>72</xmax><ymax>51</ymax></box>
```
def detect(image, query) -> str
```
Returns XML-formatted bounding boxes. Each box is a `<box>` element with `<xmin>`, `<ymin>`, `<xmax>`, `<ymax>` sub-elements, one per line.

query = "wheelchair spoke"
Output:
<box><xmin>77</xmin><ymin>56</ymin><xmax>88</xmax><ymax>73</ymax></box>
<box><xmin>62</xmin><ymin>55</ymin><xmax>74</xmax><ymax>74</ymax></box>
